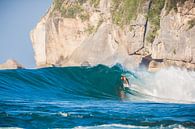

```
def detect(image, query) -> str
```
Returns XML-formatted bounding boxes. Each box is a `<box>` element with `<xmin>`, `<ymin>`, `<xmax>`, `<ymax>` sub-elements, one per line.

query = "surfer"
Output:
<box><xmin>118</xmin><ymin>75</ymin><xmax>130</xmax><ymax>98</ymax></box>
<box><xmin>121</xmin><ymin>75</ymin><xmax>130</xmax><ymax>88</ymax></box>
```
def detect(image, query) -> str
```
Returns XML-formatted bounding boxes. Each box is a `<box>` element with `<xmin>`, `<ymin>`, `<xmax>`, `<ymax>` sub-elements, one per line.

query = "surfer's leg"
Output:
<box><xmin>119</xmin><ymin>90</ymin><xmax>126</xmax><ymax>99</ymax></box>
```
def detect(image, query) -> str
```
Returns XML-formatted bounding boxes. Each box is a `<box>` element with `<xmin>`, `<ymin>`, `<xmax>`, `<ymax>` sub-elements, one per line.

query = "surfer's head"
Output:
<box><xmin>121</xmin><ymin>75</ymin><xmax>126</xmax><ymax>81</ymax></box>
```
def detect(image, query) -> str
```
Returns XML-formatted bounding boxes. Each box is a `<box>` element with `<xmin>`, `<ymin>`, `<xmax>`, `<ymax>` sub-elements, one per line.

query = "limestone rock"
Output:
<box><xmin>148</xmin><ymin>60</ymin><xmax>165</xmax><ymax>72</ymax></box>
<box><xmin>152</xmin><ymin>1</ymin><xmax>195</xmax><ymax>64</ymax></box>
<box><xmin>0</xmin><ymin>59</ymin><xmax>23</xmax><ymax>70</ymax></box>
<box><xmin>30</xmin><ymin>0</ymin><xmax>195</xmax><ymax>71</ymax></box>
<box><xmin>30</xmin><ymin>0</ymin><xmax>145</xmax><ymax>69</ymax></box>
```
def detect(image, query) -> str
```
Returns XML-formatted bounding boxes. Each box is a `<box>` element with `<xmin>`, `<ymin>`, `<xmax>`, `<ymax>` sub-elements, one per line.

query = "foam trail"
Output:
<box><xmin>74</xmin><ymin>124</ymin><xmax>187</xmax><ymax>129</ymax></box>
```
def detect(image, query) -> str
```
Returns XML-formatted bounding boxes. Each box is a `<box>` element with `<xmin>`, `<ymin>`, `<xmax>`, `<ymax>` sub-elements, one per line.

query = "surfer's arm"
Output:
<box><xmin>124</xmin><ymin>78</ymin><xmax>129</xmax><ymax>85</ymax></box>
<box><xmin>126</xmin><ymin>79</ymin><xmax>129</xmax><ymax>85</ymax></box>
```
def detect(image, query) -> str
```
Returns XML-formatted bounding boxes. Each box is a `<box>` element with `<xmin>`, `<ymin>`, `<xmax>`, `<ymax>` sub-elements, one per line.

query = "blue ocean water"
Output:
<box><xmin>0</xmin><ymin>64</ymin><xmax>194</xmax><ymax>128</ymax></box>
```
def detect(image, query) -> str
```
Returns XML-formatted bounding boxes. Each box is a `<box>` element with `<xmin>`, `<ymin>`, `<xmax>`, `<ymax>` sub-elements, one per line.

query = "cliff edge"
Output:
<box><xmin>30</xmin><ymin>0</ymin><xmax>195</xmax><ymax>71</ymax></box>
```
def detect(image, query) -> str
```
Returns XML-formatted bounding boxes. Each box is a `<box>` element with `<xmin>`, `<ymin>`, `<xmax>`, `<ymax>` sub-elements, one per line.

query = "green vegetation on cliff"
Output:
<box><xmin>90</xmin><ymin>0</ymin><xmax>100</xmax><ymax>7</ymax></box>
<box><xmin>53</xmin><ymin>0</ymin><xmax>64</xmax><ymax>11</ymax></box>
<box><xmin>188</xmin><ymin>18</ymin><xmax>195</xmax><ymax>30</ymax></box>
<box><xmin>165</xmin><ymin>0</ymin><xmax>187</xmax><ymax>14</ymax></box>
<box><xmin>52</xmin><ymin>0</ymin><xmax>193</xmax><ymax>40</ymax></box>
<box><xmin>53</xmin><ymin>0</ymin><xmax>100</xmax><ymax>19</ymax></box>
<box><xmin>85</xmin><ymin>24</ymin><xmax>95</xmax><ymax>35</ymax></box>
<box><xmin>146</xmin><ymin>0</ymin><xmax>190</xmax><ymax>43</ymax></box>
<box><xmin>146</xmin><ymin>0</ymin><xmax>165</xmax><ymax>43</ymax></box>
<box><xmin>111</xmin><ymin>0</ymin><xmax>144</xmax><ymax>26</ymax></box>
<box><xmin>110</xmin><ymin>0</ymin><xmax>190</xmax><ymax>43</ymax></box>
<box><xmin>146</xmin><ymin>0</ymin><xmax>192</xmax><ymax>43</ymax></box>
<box><xmin>61</xmin><ymin>4</ymin><xmax>83</xmax><ymax>18</ymax></box>
<box><xmin>53</xmin><ymin>0</ymin><xmax>85</xmax><ymax>18</ymax></box>
<box><xmin>79</xmin><ymin>12</ymin><xmax>90</xmax><ymax>21</ymax></box>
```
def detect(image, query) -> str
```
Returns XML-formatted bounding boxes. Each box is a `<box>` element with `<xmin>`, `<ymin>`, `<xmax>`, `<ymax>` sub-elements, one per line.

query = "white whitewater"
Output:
<box><xmin>126</xmin><ymin>67</ymin><xmax>195</xmax><ymax>103</ymax></box>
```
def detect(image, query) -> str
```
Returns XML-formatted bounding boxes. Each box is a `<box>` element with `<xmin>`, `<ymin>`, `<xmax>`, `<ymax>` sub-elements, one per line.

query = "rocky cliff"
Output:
<box><xmin>0</xmin><ymin>59</ymin><xmax>23</xmax><ymax>70</ymax></box>
<box><xmin>30</xmin><ymin>0</ymin><xmax>195</xmax><ymax>71</ymax></box>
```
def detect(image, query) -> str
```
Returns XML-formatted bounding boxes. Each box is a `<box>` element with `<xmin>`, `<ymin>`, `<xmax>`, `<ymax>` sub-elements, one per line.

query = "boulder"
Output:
<box><xmin>0</xmin><ymin>59</ymin><xmax>23</xmax><ymax>70</ymax></box>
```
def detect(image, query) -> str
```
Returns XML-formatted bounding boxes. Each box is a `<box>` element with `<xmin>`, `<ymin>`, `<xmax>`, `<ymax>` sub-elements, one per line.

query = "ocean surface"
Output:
<box><xmin>0</xmin><ymin>64</ymin><xmax>194</xmax><ymax>129</ymax></box>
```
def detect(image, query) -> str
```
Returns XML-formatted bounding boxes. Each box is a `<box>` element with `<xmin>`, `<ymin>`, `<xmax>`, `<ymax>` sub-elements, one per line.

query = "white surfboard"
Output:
<box><xmin>123</xmin><ymin>83</ymin><xmax>130</xmax><ymax>88</ymax></box>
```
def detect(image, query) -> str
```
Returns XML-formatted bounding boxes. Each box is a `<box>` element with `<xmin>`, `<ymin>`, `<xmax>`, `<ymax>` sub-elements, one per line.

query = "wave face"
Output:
<box><xmin>0</xmin><ymin>64</ymin><xmax>125</xmax><ymax>100</ymax></box>
<box><xmin>0</xmin><ymin>64</ymin><xmax>195</xmax><ymax>128</ymax></box>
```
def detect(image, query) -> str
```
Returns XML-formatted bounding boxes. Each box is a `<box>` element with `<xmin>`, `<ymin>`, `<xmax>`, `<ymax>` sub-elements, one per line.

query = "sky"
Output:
<box><xmin>0</xmin><ymin>0</ymin><xmax>52</xmax><ymax>68</ymax></box>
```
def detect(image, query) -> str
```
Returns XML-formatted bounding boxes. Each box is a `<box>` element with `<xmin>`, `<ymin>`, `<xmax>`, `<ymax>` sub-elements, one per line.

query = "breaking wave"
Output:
<box><xmin>0</xmin><ymin>64</ymin><xmax>195</xmax><ymax>103</ymax></box>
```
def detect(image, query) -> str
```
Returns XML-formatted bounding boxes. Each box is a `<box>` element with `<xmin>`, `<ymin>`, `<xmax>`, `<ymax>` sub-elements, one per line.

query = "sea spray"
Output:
<box><xmin>126</xmin><ymin>67</ymin><xmax>195</xmax><ymax>103</ymax></box>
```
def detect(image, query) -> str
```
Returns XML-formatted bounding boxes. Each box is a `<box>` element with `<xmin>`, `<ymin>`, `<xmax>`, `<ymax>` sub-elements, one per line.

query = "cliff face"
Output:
<box><xmin>30</xmin><ymin>0</ymin><xmax>195</xmax><ymax>71</ymax></box>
